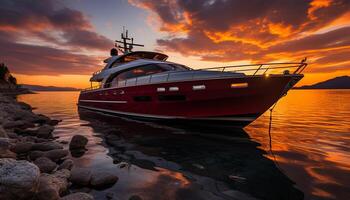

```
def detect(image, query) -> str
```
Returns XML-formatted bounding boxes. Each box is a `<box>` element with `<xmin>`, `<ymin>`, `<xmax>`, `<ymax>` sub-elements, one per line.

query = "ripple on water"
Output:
<box><xmin>18</xmin><ymin>90</ymin><xmax>350</xmax><ymax>200</ymax></box>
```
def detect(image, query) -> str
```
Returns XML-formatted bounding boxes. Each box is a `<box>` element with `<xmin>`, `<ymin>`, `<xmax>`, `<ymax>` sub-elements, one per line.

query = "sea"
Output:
<box><xmin>18</xmin><ymin>90</ymin><xmax>350</xmax><ymax>200</ymax></box>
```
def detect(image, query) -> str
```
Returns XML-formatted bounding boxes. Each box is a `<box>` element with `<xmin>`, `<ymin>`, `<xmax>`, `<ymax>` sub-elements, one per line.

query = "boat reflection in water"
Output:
<box><xmin>78</xmin><ymin>108</ymin><xmax>303</xmax><ymax>200</ymax></box>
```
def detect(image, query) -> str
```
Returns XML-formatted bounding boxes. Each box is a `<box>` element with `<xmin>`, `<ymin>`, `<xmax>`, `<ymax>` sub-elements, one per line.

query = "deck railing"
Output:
<box><xmin>82</xmin><ymin>59</ymin><xmax>307</xmax><ymax>92</ymax></box>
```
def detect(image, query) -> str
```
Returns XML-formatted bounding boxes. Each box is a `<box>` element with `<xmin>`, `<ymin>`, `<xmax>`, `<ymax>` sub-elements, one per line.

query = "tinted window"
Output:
<box><xmin>119</xmin><ymin>64</ymin><xmax>165</xmax><ymax>80</ymax></box>
<box><xmin>109</xmin><ymin>64</ymin><xmax>165</xmax><ymax>87</ymax></box>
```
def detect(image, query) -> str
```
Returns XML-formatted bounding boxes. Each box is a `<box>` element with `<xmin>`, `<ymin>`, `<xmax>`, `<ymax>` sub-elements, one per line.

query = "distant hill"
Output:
<box><xmin>297</xmin><ymin>76</ymin><xmax>350</xmax><ymax>89</ymax></box>
<box><xmin>21</xmin><ymin>84</ymin><xmax>80</xmax><ymax>91</ymax></box>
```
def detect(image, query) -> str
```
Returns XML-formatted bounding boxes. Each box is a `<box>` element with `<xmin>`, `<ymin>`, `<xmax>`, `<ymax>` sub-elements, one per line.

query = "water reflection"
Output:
<box><xmin>78</xmin><ymin>109</ymin><xmax>303</xmax><ymax>200</ymax></box>
<box><xmin>246</xmin><ymin>90</ymin><xmax>350</xmax><ymax>200</ymax></box>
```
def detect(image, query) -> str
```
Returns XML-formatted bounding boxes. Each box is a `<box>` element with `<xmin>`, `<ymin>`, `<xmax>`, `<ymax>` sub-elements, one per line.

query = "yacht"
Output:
<box><xmin>78</xmin><ymin>31</ymin><xmax>307</xmax><ymax>128</ymax></box>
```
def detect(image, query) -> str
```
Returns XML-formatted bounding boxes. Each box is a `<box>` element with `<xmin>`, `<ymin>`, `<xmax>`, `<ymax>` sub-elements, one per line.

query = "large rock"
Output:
<box><xmin>32</xmin><ymin>141</ymin><xmax>63</xmax><ymax>151</ymax></box>
<box><xmin>11</xmin><ymin>142</ymin><xmax>33</xmax><ymax>154</ymax></box>
<box><xmin>15</xmin><ymin>127</ymin><xmax>40</xmax><ymax>136</ymax></box>
<box><xmin>61</xmin><ymin>192</ymin><xmax>94</xmax><ymax>200</ymax></box>
<box><xmin>0</xmin><ymin>138</ymin><xmax>16</xmax><ymax>158</ymax></box>
<box><xmin>17</xmin><ymin>102</ymin><xmax>32</xmax><ymax>110</ymax></box>
<box><xmin>37</xmin><ymin>124</ymin><xmax>54</xmax><ymax>138</ymax></box>
<box><xmin>69</xmin><ymin>135</ymin><xmax>88</xmax><ymax>150</ymax></box>
<box><xmin>70</xmin><ymin>168</ymin><xmax>92</xmax><ymax>186</ymax></box>
<box><xmin>0</xmin><ymin>137</ymin><xmax>10</xmax><ymax>150</ymax></box>
<box><xmin>0</xmin><ymin>150</ymin><xmax>17</xmax><ymax>158</ymax></box>
<box><xmin>12</xmin><ymin>110</ymin><xmax>37</xmax><ymax>124</ymax></box>
<box><xmin>36</xmin><ymin>169</ymin><xmax>71</xmax><ymax>200</ymax></box>
<box><xmin>45</xmin><ymin>149</ymin><xmax>69</xmax><ymax>162</ymax></box>
<box><xmin>90</xmin><ymin>171</ymin><xmax>118</xmax><ymax>188</ymax></box>
<box><xmin>33</xmin><ymin>114</ymin><xmax>51</xmax><ymax>124</ymax></box>
<box><xmin>29</xmin><ymin>149</ymin><xmax>68</xmax><ymax>162</ymax></box>
<box><xmin>3</xmin><ymin>120</ymin><xmax>26</xmax><ymax>129</ymax></box>
<box><xmin>29</xmin><ymin>150</ymin><xmax>45</xmax><ymax>160</ymax></box>
<box><xmin>48</xmin><ymin>119</ymin><xmax>61</xmax><ymax>126</ymax></box>
<box><xmin>34</xmin><ymin>157</ymin><xmax>57</xmax><ymax>173</ymax></box>
<box><xmin>58</xmin><ymin>159</ymin><xmax>74</xmax><ymax>170</ymax></box>
<box><xmin>0</xmin><ymin>126</ymin><xmax>8</xmax><ymax>137</ymax></box>
<box><xmin>0</xmin><ymin>158</ymin><xmax>40</xmax><ymax>200</ymax></box>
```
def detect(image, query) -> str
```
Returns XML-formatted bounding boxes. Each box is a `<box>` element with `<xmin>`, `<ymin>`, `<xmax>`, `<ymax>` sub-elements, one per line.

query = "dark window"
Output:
<box><xmin>133</xmin><ymin>96</ymin><xmax>152</xmax><ymax>102</ymax></box>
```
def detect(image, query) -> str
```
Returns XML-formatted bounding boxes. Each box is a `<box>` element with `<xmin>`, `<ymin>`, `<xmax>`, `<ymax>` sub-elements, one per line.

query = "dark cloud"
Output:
<box><xmin>308</xmin><ymin>64</ymin><xmax>350</xmax><ymax>73</ymax></box>
<box><xmin>0</xmin><ymin>0</ymin><xmax>112</xmax><ymax>75</ymax></box>
<box><xmin>62</xmin><ymin>30</ymin><xmax>112</xmax><ymax>50</ymax></box>
<box><xmin>0</xmin><ymin>33</ymin><xmax>100</xmax><ymax>75</ymax></box>
<box><xmin>314</xmin><ymin>50</ymin><xmax>350</xmax><ymax>64</ymax></box>
<box><xmin>268</xmin><ymin>27</ymin><xmax>350</xmax><ymax>53</ymax></box>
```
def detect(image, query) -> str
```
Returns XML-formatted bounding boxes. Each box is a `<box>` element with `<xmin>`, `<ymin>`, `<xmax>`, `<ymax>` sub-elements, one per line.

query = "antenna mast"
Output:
<box><xmin>115</xmin><ymin>28</ymin><xmax>144</xmax><ymax>54</ymax></box>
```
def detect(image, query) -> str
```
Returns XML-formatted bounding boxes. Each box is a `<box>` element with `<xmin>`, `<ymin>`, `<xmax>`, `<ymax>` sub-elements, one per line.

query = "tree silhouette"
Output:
<box><xmin>0</xmin><ymin>63</ymin><xmax>9</xmax><ymax>80</ymax></box>
<box><xmin>8</xmin><ymin>75</ymin><xmax>17</xmax><ymax>85</ymax></box>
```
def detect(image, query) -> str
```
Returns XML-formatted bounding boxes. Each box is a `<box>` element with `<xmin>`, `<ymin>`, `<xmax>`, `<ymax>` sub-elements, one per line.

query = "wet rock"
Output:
<box><xmin>17</xmin><ymin>102</ymin><xmax>32</xmax><ymax>110</ymax></box>
<box><xmin>60</xmin><ymin>192</ymin><xmax>94</xmax><ymax>200</ymax></box>
<box><xmin>0</xmin><ymin>137</ymin><xmax>10</xmax><ymax>149</ymax></box>
<box><xmin>58</xmin><ymin>159</ymin><xmax>74</xmax><ymax>170</ymax></box>
<box><xmin>0</xmin><ymin>150</ymin><xmax>17</xmax><ymax>158</ymax></box>
<box><xmin>11</xmin><ymin>142</ymin><xmax>33</xmax><ymax>154</ymax></box>
<box><xmin>36</xmin><ymin>169</ymin><xmax>71</xmax><ymax>200</ymax></box>
<box><xmin>106</xmin><ymin>192</ymin><xmax>114</xmax><ymax>200</ymax></box>
<box><xmin>228</xmin><ymin>175</ymin><xmax>247</xmax><ymax>183</ymax></box>
<box><xmin>32</xmin><ymin>141</ymin><xmax>63</xmax><ymax>151</ymax></box>
<box><xmin>70</xmin><ymin>148</ymin><xmax>87</xmax><ymax>158</ymax></box>
<box><xmin>0</xmin><ymin>138</ymin><xmax>16</xmax><ymax>158</ymax></box>
<box><xmin>0</xmin><ymin>126</ymin><xmax>8</xmax><ymax>137</ymax></box>
<box><xmin>34</xmin><ymin>114</ymin><xmax>51</xmax><ymax>124</ymax></box>
<box><xmin>37</xmin><ymin>124</ymin><xmax>54</xmax><ymax>138</ymax></box>
<box><xmin>15</xmin><ymin>127</ymin><xmax>39</xmax><ymax>136</ymax></box>
<box><xmin>57</xmin><ymin>140</ymin><xmax>69</xmax><ymax>144</ymax></box>
<box><xmin>118</xmin><ymin>162</ymin><xmax>130</xmax><ymax>169</ymax></box>
<box><xmin>90</xmin><ymin>171</ymin><xmax>118</xmax><ymax>188</ymax></box>
<box><xmin>3</xmin><ymin>120</ymin><xmax>26</xmax><ymax>129</ymax></box>
<box><xmin>48</xmin><ymin>119</ymin><xmax>61</xmax><ymax>126</ymax></box>
<box><xmin>129</xmin><ymin>195</ymin><xmax>143</xmax><ymax>200</ymax></box>
<box><xmin>7</xmin><ymin>132</ymin><xmax>18</xmax><ymax>139</ymax></box>
<box><xmin>45</xmin><ymin>149</ymin><xmax>69</xmax><ymax>162</ymax></box>
<box><xmin>132</xmin><ymin>159</ymin><xmax>156</xmax><ymax>171</ymax></box>
<box><xmin>0</xmin><ymin>158</ymin><xmax>40</xmax><ymax>200</ymax></box>
<box><xmin>12</xmin><ymin>110</ymin><xmax>36</xmax><ymax>123</ymax></box>
<box><xmin>70</xmin><ymin>168</ymin><xmax>92</xmax><ymax>186</ymax></box>
<box><xmin>105</xmin><ymin>134</ymin><xmax>120</xmax><ymax>142</ymax></box>
<box><xmin>69</xmin><ymin>135</ymin><xmax>88</xmax><ymax>150</ymax></box>
<box><xmin>29</xmin><ymin>150</ymin><xmax>45</xmax><ymax>160</ymax></box>
<box><xmin>192</xmin><ymin>163</ymin><xmax>205</xmax><ymax>170</ymax></box>
<box><xmin>77</xmin><ymin>187</ymin><xmax>92</xmax><ymax>193</ymax></box>
<box><xmin>34</xmin><ymin>157</ymin><xmax>57</xmax><ymax>173</ymax></box>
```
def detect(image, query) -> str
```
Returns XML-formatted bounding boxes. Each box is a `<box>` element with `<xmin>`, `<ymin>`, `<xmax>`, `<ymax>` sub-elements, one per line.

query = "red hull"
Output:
<box><xmin>78</xmin><ymin>75</ymin><xmax>302</xmax><ymax>127</ymax></box>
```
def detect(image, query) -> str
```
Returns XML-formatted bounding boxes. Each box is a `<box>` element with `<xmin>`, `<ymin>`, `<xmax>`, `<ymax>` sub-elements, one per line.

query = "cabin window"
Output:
<box><xmin>108</xmin><ymin>64</ymin><xmax>165</xmax><ymax>87</ymax></box>
<box><xmin>105</xmin><ymin>63</ymin><xmax>191</xmax><ymax>88</ymax></box>
<box><xmin>119</xmin><ymin>64</ymin><xmax>164</xmax><ymax>80</ymax></box>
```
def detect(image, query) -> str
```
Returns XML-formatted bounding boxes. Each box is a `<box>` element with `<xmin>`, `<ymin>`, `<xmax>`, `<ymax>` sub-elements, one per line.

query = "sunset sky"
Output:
<box><xmin>0</xmin><ymin>0</ymin><xmax>349</xmax><ymax>88</ymax></box>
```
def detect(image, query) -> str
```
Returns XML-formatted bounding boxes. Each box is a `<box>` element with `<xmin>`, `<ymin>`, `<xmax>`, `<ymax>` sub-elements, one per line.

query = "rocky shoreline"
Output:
<box><xmin>0</xmin><ymin>93</ymin><xmax>119</xmax><ymax>200</ymax></box>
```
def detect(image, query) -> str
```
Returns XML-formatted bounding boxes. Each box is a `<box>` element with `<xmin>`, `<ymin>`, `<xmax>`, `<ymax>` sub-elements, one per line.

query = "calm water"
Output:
<box><xmin>18</xmin><ymin>90</ymin><xmax>350</xmax><ymax>200</ymax></box>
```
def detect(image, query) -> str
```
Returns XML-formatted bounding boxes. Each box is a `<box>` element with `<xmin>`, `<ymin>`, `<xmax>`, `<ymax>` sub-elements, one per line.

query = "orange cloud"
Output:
<box><xmin>131</xmin><ymin>0</ymin><xmax>350</xmax><ymax>86</ymax></box>
<box><xmin>308</xmin><ymin>0</ymin><xmax>333</xmax><ymax>19</ymax></box>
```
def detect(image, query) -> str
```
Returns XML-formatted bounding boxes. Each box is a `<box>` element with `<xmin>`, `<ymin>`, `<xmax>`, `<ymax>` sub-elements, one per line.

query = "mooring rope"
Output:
<box><xmin>268</xmin><ymin>101</ymin><xmax>287</xmax><ymax>176</ymax></box>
